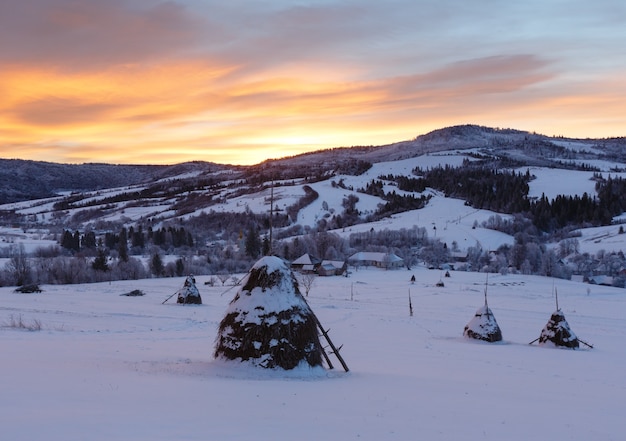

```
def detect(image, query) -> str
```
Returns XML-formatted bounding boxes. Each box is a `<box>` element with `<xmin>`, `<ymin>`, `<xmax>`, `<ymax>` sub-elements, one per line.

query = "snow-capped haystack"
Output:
<box><xmin>463</xmin><ymin>278</ymin><xmax>502</xmax><ymax>343</ymax></box>
<box><xmin>463</xmin><ymin>303</ymin><xmax>503</xmax><ymax>342</ymax></box>
<box><xmin>538</xmin><ymin>310</ymin><xmax>579</xmax><ymax>349</ymax></box>
<box><xmin>213</xmin><ymin>256</ymin><xmax>324</xmax><ymax>370</ymax></box>
<box><xmin>176</xmin><ymin>275</ymin><xmax>202</xmax><ymax>304</ymax></box>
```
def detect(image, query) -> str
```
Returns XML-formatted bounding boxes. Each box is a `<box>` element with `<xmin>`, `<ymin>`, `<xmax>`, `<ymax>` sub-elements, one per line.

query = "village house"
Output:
<box><xmin>348</xmin><ymin>251</ymin><xmax>404</xmax><ymax>269</ymax></box>
<box><xmin>318</xmin><ymin>260</ymin><xmax>348</xmax><ymax>276</ymax></box>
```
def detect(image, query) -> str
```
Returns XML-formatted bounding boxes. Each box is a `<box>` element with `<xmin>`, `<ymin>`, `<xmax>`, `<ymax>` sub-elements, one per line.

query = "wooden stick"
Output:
<box><xmin>313</xmin><ymin>314</ymin><xmax>349</xmax><ymax>372</ymax></box>
<box><xmin>161</xmin><ymin>291</ymin><xmax>178</xmax><ymax>304</ymax></box>
<box><xmin>578</xmin><ymin>338</ymin><xmax>594</xmax><ymax>349</ymax></box>
<box><xmin>302</xmin><ymin>295</ymin><xmax>349</xmax><ymax>372</ymax></box>
<box><xmin>319</xmin><ymin>343</ymin><xmax>334</xmax><ymax>369</ymax></box>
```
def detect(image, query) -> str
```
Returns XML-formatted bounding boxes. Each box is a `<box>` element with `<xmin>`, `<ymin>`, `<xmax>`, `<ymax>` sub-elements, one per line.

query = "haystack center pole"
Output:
<box><xmin>484</xmin><ymin>273</ymin><xmax>489</xmax><ymax>306</ymax></box>
<box><xmin>555</xmin><ymin>286</ymin><xmax>560</xmax><ymax>311</ymax></box>
<box><xmin>268</xmin><ymin>177</ymin><xmax>274</xmax><ymax>255</ymax></box>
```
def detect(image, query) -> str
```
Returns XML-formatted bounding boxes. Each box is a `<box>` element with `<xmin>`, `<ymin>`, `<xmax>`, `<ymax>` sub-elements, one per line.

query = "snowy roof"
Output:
<box><xmin>348</xmin><ymin>252</ymin><xmax>403</xmax><ymax>263</ymax></box>
<box><xmin>321</xmin><ymin>260</ymin><xmax>346</xmax><ymax>269</ymax></box>
<box><xmin>292</xmin><ymin>253</ymin><xmax>321</xmax><ymax>265</ymax></box>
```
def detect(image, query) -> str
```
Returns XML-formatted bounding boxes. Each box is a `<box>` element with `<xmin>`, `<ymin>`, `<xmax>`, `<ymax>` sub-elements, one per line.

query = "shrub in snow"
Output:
<box><xmin>14</xmin><ymin>284</ymin><xmax>42</xmax><ymax>294</ymax></box>
<box><xmin>176</xmin><ymin>275</ymin><xmax>202</xmax><ymax>304</ymax></box>
<box><xmin>463</xmin><ymin>304</ymin><xmax>503</xmax><ymax>343</ymax></box>
<box><xmin>213</xmin><ymin>256</ymin><xmax>324</xmax><ymax>370</ymax></box>
<box><xmin>120</xmin><ymin>289</ymin><xmax>145</xmax><ymax>297</ymax></box>
<box><xmin>538</xmin><ymin>310</ymin><xmax>579</xmax><ymax>349</ymax></box>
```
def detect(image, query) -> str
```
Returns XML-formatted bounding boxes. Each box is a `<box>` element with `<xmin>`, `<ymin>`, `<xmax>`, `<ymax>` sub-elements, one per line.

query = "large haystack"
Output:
<box><xmin>463</xmin><ymin>303</ymin><xmax>503</xmax><ymax>342</ymax></box>
<box><xmin>176</xmin><ymin>275</ymin><xmax>202</xmax><ymax>304</ymax></box>
<box><xmin>538</xmin><ymin>310</ymin><xmax>579</xmax><ymax>349</ymax></box>
<box><xmin>214</xmin><ymin>256</ymin><xmax>324</xmax><ymax>370</ymax></box>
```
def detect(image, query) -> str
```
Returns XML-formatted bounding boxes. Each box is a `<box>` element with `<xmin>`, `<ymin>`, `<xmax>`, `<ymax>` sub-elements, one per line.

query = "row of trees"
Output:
<box><xmin>4</xmin><ymin>219</ymin><xmax>626</xmax><ymax>288</ymax></box>
<box><xmin>6</xmin><ymin>161</ymin><xmax>626</xmax><ymax>288</ymax></box>
<box><xmin>60</xmin><ymin>225</ymin><xmax>194</xmax><ymax>256</ymax></box>
<box><xmin>382</xmin><ymin>165</ymin><xmax>626</xmax><ymax>235</ymax></box>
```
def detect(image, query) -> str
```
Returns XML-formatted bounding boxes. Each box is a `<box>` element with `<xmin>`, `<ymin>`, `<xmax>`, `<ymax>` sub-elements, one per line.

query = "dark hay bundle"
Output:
<box><xmin>463</xmin><ymin>304</ymin><xmax>503</xmax><ymax>343</ymax></box>
<box><xmin>120</xmin><ymin>289</ymin><xmax>145</xmax><ymax>297</ymax></box>
<box><xmin>538</xmin><ymin>310</ymin><xmax>579</xmax><ymax>349</ymax></box>
<box><xmin>214</xmin><ymin>256</ymin><xmax>324</xmax><ymax>370</ymax></box>
<box><xmin>177</xmin><ymin>275</ymin><xmax>202</xmax><ymax>304</ymax></box>
<box><xmin>14</xmin><ymin>284</ymin><xmax>42</xmax><ymax>294</ymax></box>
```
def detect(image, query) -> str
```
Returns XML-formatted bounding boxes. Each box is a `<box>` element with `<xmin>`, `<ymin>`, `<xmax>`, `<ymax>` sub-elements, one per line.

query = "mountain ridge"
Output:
<box><xmin>1</xmin><ymin>124</ymin><xmax>625</xmax><ymax>207</ymax></box>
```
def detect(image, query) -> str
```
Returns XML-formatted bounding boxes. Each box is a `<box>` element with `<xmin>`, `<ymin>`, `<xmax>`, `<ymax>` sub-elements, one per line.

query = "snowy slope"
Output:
<box><xmin>3</xmin><ymin>126</ymin><xmax>626</xmax><ymax>259</ymax></box>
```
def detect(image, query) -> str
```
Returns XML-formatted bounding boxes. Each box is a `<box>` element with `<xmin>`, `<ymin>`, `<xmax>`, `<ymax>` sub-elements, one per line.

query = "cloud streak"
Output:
<box><xmin>0</xmin><ymin>0</ymin><xmax>625</xmax><ymax>164</ymax></box>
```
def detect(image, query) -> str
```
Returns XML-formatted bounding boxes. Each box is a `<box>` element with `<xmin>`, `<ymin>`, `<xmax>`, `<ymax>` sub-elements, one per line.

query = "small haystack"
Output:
<box><xmin>537</xmin><ymin>309</ymin><xmax>579</xmax><ymax>349</ymax></box>
<box><xmin>530</xmin><ymin>288</ymin><xmax>592</xmax><ymax>349</ymax></box>
<box><xmin>214</xmin><ymin>256</ymin><xmax>325</xmax><ymax>370</ymax></box>
<box><xmin>176</xmin><ymin>275</ymin><xmax>202</xmax><ymax>304</ymax></box>
<box><xmin>463</xmin><ymin>278</ymin><xmax>502</xmax><ymax>342</ymax></box>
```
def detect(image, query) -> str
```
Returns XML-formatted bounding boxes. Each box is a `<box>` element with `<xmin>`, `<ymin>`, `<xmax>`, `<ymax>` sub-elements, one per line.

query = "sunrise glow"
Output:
<box><xmin>1</xmin><ymin>1</ymin><xmax>624</xmax><ymax>165</ymax></box>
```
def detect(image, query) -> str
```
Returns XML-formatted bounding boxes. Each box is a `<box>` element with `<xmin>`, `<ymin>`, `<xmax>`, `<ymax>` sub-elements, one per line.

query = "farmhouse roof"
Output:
<box><xmin>348</xmin><ymin>251</ymin><xmax>403</xmax><ymax>263</ymax></box>
<box><xmin>292</xmin><ymin>253</ymin><xmax>321</xmax><ymax>266</ymax></box>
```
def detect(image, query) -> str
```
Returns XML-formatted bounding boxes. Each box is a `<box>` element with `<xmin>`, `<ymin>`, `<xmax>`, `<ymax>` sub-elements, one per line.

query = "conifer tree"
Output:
<box><xmin>245</xmin><ymin>226</ymin><xmax>261</xmax><ymax>258</ymax></box>
<box><xmin>92</xmin><ymin>248</ymin><xmax>109</xmax><ymax>272</ymax></box>
<box><xmin>118</xmin><ymin>227</ymin><xmax>129</xmax><ymax>262</ymax></box>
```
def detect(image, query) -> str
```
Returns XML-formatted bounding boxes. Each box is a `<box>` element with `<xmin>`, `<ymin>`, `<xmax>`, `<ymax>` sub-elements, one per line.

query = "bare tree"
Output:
<box><xmin>5</xmin><ymin>244</ymin><xmax>32</xmax><ymax>286</ymax></box>
<box><xmin>297</xmin><ymin>272</ymin><xmax>316</xmax><ymax>296</ymax></box>
<box><xmin>217</xmin><ymin>272</ymin><xmax>230</xmax><ymax>286</ymax></box>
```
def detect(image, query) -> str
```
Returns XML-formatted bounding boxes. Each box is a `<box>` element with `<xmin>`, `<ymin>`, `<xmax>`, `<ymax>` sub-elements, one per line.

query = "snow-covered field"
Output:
<box><xmin>2</xmin><ymin>266</ymin><xmax>624</xmax><ymax>441</ymax></box>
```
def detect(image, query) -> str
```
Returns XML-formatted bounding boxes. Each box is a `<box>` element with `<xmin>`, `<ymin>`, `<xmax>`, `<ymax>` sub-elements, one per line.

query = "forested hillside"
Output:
<box><xmin>2</xmin><ymin>125</ymin><xmax>626</xmax><ymax>288</ymax></box>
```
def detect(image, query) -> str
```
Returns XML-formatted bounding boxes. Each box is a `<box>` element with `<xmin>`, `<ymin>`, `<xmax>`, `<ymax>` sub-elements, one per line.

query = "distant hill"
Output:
<box><xmin>3</xmin><ymin>124</ymin><xmax>626</xmax><ymax>285</ymax></box>
<box><xmin>0</xmin><ymin>125</ymin><xmax>626</xmax><ymax>210</ymax></box>
<box><xmin>0</xmin><ymin>159</ymin><xmax>229</xmax><ymax>204</ymax></box>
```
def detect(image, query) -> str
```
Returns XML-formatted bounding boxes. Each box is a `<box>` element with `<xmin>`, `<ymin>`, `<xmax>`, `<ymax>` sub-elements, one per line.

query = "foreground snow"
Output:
<box><xmin>2</xmin><ymin>267</ymin><xmax>625</xmax><ymax>441</ymax></box>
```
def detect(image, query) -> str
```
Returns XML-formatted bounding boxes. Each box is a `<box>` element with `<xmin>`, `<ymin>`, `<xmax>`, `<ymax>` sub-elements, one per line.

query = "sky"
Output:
<box><xmin>1</xmin><ymin>0</ymin><xmax>625</xmax><ymax>166</ymax></box>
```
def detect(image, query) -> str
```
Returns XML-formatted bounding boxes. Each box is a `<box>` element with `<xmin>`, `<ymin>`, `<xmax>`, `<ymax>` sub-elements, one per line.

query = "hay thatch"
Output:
<box><xmin>214</xmin><ymin>256</ymin><xmax>324</xmax><ymax>370</ymax></box>
<box><xmin>176</xmin><ymin>275</ymin><xmax>202</xmax><ymax>304</ymax></box>
<box><xmin>120</xmin><ymin>289</ymin><xmax>145</xmax><ymax>297</ymax></box>
<box><xmin>14</xmin><ymin>284</ymin><xmax>42</xmax><ymax>293</ymax></box>
<box><xmin>538</xmin><ymin>310</ymin><xmax>579</xmax><ymax>349</ymax></box>
<box><xmin>463</xmin><ymin>303</ymin><xmax>503</xmax><ymax>342</ymax></box>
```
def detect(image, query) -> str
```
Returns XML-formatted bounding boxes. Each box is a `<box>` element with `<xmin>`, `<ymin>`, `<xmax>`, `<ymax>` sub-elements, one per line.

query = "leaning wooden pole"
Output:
<box><xmin>299</xmin><ymin>281</ymin><xmax>349</xmax><ymax>372</ymax></box>
<box><xmin>319</xmin><ymin>342</ymin><xmax>334</xmax><ymax>370</ymax></box>
<box><xmin>162</xmin><ymin>291</ymin><xmax>177</xmax><ymax>304</ymax></box>
<box><xmin>312</xmin><ymin>313</ymin><xmax>349</xmax><ymax>372</ymax></box>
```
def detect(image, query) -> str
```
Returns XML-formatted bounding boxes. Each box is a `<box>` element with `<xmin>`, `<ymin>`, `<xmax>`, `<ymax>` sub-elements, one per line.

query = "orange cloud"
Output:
<box><xmin>0</xmin><ymin>50</ymin><xmax>624</xmax><ymax>165</ymax></box>
<box><xmin>1</xmin><ymin>1</ymin><xmax>625</xmax><ymax>165</ymax></box>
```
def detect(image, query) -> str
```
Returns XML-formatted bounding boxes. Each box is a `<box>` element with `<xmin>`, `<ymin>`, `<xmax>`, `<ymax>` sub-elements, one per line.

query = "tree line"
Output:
<box><xmin>5</xmin><ymin>163</ymin><xmax>626</xmax><ymax>289</ymax></box>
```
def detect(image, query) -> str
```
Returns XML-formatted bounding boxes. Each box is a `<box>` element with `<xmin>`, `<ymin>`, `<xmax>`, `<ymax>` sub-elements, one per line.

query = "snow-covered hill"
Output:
<box><xmin>2</xmin><ymin>124</ymin><xmax>626</xmax><ymax>261</ymax></box>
